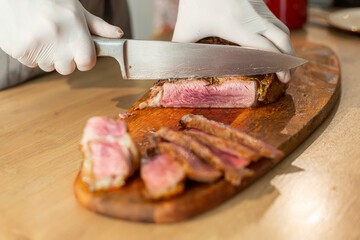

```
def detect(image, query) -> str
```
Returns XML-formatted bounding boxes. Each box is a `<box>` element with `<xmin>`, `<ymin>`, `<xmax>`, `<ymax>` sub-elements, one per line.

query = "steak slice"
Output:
<box><xmin>156</xmin><ymin>128</ymin><xmax>253</xmax><ymax>185</ymax></box>
<box><xmin>210</xmin><ymin>148</ymin><xmax>254</xmax><ymax>185</ymax></box>
<box><xmin>180</xmin><ymin>114</ymin><xmax>284</xmax><ymax>160</ymax></box>
<box><xmin>156</xmin><ymin>128</ymin><xmax>226</xmax><ymax>171</ymax></box>
<box><xmin>80</xmin><ymin>117</ymin><xmax>140</xmax><ymax>191</ymax></box>
<box><xmin>184</xmin><ymin>129</ymin><xmax>260</xmax><ymax>161</ymax></box>
<box><xmin>157</xmin><ymin>142</ymin><xmax>222</xmax><ymax>183</ymax></box>
<box><xmin>140</xmin><ymin>77</ymin><xmax>258</xmax><ymax>109</ymax></box>
<box><xmin>141</xmin><ymin>154</ymin><xmax>185</xmax><ymax>200</ymax></box>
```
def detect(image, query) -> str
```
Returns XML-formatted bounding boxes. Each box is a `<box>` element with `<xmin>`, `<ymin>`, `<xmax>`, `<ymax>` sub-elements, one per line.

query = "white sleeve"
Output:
<box><xmin>0</xmin><ymin>49</ymin><xmax>44</xmax><ymax>90</ymax></box>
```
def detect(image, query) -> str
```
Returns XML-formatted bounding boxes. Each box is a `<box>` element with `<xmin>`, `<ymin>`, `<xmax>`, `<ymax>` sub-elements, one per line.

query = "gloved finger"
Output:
<box><xmin>54</xmin><ymin>58</ymin><xmax>76</xmax><ymax>75</ymax></box>
<box><xmin>261</xmin><ymin>25</ymin><xmax>295</xmax><ymax>56</ymax></box>
<box><xmin>172</xmin><ymin>20</ymin><xmax>207</xmax><ymax>43</ymax></box>
<box><xmin>172</xmin><ymin>30</ymin><xmax>195</xmax><ymax>43</ymax></box>
<box><xmin>222</xmin><ymin>30</ymin><xmax>281</xmax><ymax>54</ymax></box>
<box><xmin>172</xmin><ymin>31</ymin><xmax>205</xmax><ymax>43</ymax></box>
<box><xmin>38</xmin><ymin>62</ymin><xmax>55</xmax><ymax>72</ymax></box>
<box><xmin>276</xmin><ymin>70</ymin><xmax>291</xmax><ymax>83</ymax></box>
<box><xmin>18</xmin><ymin>56</ymin><xmax>38</xmax><ymax>68</ymax></box>
<box><xmin>270</xmin><ymin>18</ymin><xmax>290</xmax><ymax>35</ymax></box>
<box><xmin>74</xmin><ymin>36</ymin><xmax>96</xmax><ymax>72</ymax></box>
<box><xmin>84</xmin><ymin>11</ymin><xmax>123</xmax><ymax>39</ymax></box>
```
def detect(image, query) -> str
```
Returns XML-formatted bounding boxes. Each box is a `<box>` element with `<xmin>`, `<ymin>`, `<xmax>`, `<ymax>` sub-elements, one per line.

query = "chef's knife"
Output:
<box><xmin>93</xmin><ymin>36</ymin><xmax>307</xmax><ymax>80</ymax></box>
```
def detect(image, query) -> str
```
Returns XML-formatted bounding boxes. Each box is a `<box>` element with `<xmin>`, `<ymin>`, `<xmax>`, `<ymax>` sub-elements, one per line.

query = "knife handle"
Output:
<box><xmin>92</xmin><ymin>36</ymin><xmax>128</xmax><ymax>80</ymax></box>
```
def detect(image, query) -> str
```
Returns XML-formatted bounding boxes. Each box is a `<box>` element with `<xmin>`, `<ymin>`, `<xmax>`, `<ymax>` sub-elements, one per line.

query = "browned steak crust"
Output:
<box><xmin>180</xmin><ymin>114</ymin><xmax>284</xmax><ymax>160</ymax></box>
<box><xmin>184</xmin><ymin>130</ymin><xmax>260</xmax><ymax>161</ymax></box>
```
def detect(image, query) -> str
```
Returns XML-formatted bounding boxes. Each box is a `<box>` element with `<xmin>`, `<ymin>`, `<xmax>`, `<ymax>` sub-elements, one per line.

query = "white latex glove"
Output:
<box><xmin>0</xmin><ymin>0</ymin><xmax>123</xmax><ymax>75</ymax></box>
<box><xmin>173</xmin><ymin>0</ymin><xmax>295</xmax><ymax>83</ymax></box>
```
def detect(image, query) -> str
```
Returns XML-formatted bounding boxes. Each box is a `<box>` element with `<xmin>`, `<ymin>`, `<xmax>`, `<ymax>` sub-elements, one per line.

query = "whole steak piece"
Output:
<box><xmin>139</xmin><ymin>37</ymin><xmax>288</xmax><ymax>109</ymax></box>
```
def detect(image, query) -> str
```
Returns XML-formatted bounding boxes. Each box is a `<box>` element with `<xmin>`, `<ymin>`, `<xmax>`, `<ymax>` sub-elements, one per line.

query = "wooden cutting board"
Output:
<box><xmin>73</xmin><ymin>42</ymin><xmax>341</xmax><ymax>223</ymax></box>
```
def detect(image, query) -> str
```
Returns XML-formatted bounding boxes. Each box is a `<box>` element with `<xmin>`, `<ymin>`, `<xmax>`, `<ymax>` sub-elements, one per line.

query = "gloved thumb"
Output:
<box><xmin>276</xmin><ymin>71</ymin><xmax>292</xmax><ymax>84</ymax></box>
<box><xmin>85</xmin><ymin>11</ymin><xmax>124</xmax><ymax>39</ymax></box>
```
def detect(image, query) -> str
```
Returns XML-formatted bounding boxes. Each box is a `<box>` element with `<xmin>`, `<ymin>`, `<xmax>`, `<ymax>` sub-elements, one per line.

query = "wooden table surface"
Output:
<box><xmin>1</xmin><ymin>10</ymin><xmax>360</xmax><ymax>240</ymax></box>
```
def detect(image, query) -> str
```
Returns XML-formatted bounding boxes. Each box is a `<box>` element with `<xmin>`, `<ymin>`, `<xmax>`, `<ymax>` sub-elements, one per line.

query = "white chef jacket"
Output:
<box><xmin>0</xmin><ymin>0</ymin><xmax>131</xmax><ymax>90</ymax></box>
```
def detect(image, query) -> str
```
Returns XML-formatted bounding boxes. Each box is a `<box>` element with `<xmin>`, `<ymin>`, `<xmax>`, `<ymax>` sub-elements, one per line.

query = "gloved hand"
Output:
<box><xmin>173</xmin><ymin>0</ymin><xmax>295</xmax><ymax>83</ymax></box>
<box><xmin>0</xmin><ymin>0</ymin><xmax>123</xmax><ymax>75</ymax></box>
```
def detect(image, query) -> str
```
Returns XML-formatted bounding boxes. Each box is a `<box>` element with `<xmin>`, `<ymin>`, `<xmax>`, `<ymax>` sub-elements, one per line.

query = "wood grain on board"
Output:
<box><xmin>74</xmin><ymin>42</ymin><xmax>341</xmax><ymax>223</ymax></box>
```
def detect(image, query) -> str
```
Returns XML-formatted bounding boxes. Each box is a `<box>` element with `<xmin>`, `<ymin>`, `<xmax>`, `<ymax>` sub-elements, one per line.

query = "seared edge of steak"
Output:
<box><xmin>197</xmin><ymin>37</ymin><xmax>238</xmax><ymax>46</ymax></box>
<box><xmin>184</xmin><ymin>129</ymin><xmax>260</xmax><ymax>161</ymax></box>
<box><xmin>260</xmin><ymin>74</ymin><xmax>288</xmax><ymax>103</ymax></box>
<box><xmin>179</xmin><ymin>114</ymin><xmax>284</xmax><ymax>160</ymax></box>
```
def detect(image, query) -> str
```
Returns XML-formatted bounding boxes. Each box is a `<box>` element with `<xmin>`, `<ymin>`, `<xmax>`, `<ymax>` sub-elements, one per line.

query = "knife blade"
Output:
<box><xmin>93</xmin><ymin>36</ymin><xmax>307</xmax><ymax>80</ymax></box>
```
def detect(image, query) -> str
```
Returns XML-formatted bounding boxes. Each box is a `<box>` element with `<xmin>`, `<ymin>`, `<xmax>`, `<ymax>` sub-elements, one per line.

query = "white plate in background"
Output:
<box><xmin>328</xmin><ymin>8</ymin><xmax>360</xmax><ymax>34</ymax></box>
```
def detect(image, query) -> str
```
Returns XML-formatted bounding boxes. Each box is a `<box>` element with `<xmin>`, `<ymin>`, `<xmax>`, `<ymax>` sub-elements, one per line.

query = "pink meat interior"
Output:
<box><xmin>141</xmin><ymin>154</ymin><xmax>184</xmax><ymax>194</ymax></box>
<box><xmin>161</xmin><ymin>80</ymin><xmax>257</xmax><ymax>107</ymax></box>
<box><xmin>211</xmin><ymin>147</ymin><xmax>250</xmax><ymax>170</ymax></box>
<box><xmin>170</xmin><ymin>143</ymin><xmax>219</xmax><ymax>173</ymax></box>
<box><xmin>86</xmin><ymin>117</ymin><xmax>127</xmax><ymax>138</ymax></box>
<box><xmin>89</xmin><ymin>140</ymin><xmax>130</xmax><ymax>180</ymax></box>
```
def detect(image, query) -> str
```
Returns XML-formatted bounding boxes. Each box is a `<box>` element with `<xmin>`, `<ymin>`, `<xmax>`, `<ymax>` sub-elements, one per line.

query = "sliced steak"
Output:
<box><xmin>80</xmin><ymin>117</ymin><xmax>140</xmax><ymax>191</ymax></box>
<box><xmin>141</xmin><ymin>154</ymin><xmax>185</xmax><ymax>199</ymax></box>
<box><xmin>180</xmin><ymin>114</ymin><xmax>284</xmax><ymax>160</ymax></box>
<box><xmin>141</xmin><ymin>77</ymin><xmax>258</xmax><ymax>108</ymax></box>
<box><xmin>156</xmin><ymin>128</ymin><xmax>252</xmax><ymax>186</ymax></box>
<box><xmin>156</xmin><ymin>128</ymin><xmax>225</xmax><ymax>171</ymax></box>
<box><xmin>210</xmin><ymin>148</ymin><xmax>254</xmax><ymax>185</ymax></box>
<box><xmin>184</xmin><ymin>129</ymin><xmax>260</xmax><ymax>161</ymax></box>
<box><xmin>157</xmin><ymin>142</ymin><xmax>222</xmax><ymax>183</ymax></box>
<box><xmin>88</xmin><ymin>140</ymin><xmax>130</xmax><ymax>183</ymax></box>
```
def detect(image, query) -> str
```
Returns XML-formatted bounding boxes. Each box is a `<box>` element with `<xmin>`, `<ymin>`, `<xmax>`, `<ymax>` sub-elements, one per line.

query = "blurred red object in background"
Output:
<box><xmin>265</xmin><ymin>0</ymin><xmax>308</xmax><ymax>29</ymax></box>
